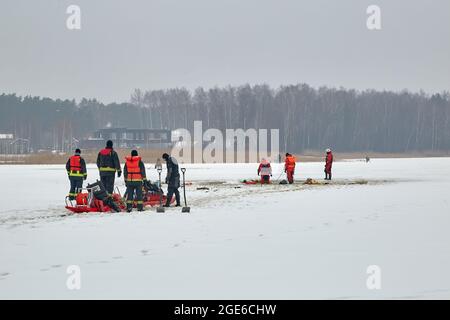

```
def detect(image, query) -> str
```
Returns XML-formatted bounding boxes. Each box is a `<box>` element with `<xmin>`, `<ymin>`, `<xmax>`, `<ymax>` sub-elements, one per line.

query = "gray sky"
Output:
<box><xmin>0</xmin><ymin>0</ymin><xmax>449</xmax><ymax>103</ymax></box>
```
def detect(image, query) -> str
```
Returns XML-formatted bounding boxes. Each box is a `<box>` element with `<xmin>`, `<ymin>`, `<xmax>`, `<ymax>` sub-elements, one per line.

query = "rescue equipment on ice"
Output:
<box><xmin>65</xmin><ymin>181</ymin><xmax>125</xmax><ymax>213</ymax></box>
<box><xmin>181</xmin><ymin>167</ymin><xmax>190</xmax><ymax>213</ymax></box>
<box><xmin>123</xmin><ymin>180</ymin><xmax>174</xmax><ymax>209</ymax></box>
<box><xmin>156</xmin><ymin>167</ymin><xmax>165</xmax><ymax>213</ymax></box>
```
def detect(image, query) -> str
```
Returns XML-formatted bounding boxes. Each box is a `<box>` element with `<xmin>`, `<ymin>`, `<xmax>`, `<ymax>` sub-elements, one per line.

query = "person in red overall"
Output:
<box><xmin>66</xmin><ymin>149</ymin><xmax>87</xmax><ymax>200</ymax></box>
<box><xmin>258</xmin><ymin>158</ymin><xmax>272</xmax><ymax>184</ymax></box>
<box><xmin>324</xmin><ymin>148</ymin><xmax>333</xmax><ymax>180</ymax></box>
<box><xmin>284</xmin><ymin>153</ymin><xmax>296</xmax><ymax>184</ymax></box>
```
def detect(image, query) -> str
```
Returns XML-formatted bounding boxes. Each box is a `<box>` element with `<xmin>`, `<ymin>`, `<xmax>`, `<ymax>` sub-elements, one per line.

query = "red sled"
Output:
<box><xmin>128</xmin><ymin>192</ymin><xmax>175</xmax><ymax>208</ymax></box>
<box><xmin>65</xmin><ymin>192</ymin><xmax>126</xmax><ymax>214</ymax></box>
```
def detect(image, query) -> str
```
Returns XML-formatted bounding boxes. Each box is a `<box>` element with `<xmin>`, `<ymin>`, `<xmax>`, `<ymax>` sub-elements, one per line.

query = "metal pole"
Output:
<box><xmin>156</xmin><ymin>168</ymin><xmax>165</xmax><ymax>212</ymax></box>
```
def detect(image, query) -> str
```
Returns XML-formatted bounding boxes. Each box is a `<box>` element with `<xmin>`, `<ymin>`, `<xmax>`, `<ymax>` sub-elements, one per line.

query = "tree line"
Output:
<box><xmin>1</xmin><ymin>84</ymin><xmax>449</xmax><ymax>153</ymax></box>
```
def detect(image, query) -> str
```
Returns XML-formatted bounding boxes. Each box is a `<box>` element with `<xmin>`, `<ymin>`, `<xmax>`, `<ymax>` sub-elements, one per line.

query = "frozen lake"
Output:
<box><xmin>0</xmin><ymin>158</ymin><xmax>449</xmax><ymax>299</ymax></box>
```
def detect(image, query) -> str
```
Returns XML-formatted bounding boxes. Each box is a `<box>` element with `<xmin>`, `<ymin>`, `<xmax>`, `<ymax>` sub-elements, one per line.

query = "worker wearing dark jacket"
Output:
<box><xmin>96</xmin><ymin>140</ymin><xmax>121</xmax><ymax>194</ymax></box>
<box><xmin>66</xmin><ymin>148</ymin><xmax>87</xmax><ymax>200</ymax></box>
<box><xmin>162</xmin><ymin>153</ymin><xmax>181</xmax><ymax>207</ymax></box>
<box><xmin>124</xmin><ymin>150</ymin><xmax>146</xmax><ymax>212</ymax></box>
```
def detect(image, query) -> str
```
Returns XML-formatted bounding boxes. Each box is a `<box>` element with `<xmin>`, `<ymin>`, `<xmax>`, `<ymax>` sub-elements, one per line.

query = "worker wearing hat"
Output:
<box><xmin>324</xmin><ymin>148</ymin><xmax>333</xmax><ymax>180</ymax></box>
<box><xmin>66</xmin><ymin>148</ymin><xmax>87</xmax><ymax>200</ymax></box>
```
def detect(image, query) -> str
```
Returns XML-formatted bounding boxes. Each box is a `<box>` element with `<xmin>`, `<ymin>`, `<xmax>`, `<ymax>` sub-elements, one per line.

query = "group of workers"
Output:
<box><xmin>66</xmin><ymin>140</ymin><xmax>181</xmax><ymax>212</ymax></box>
<box><xmin>257</xmin><ymin>149</ymin><xmax>334</xmax><ymax>184</ymax></box>
<box><xmin>66</xmin><ymin>141</ymin><xmax>335</xmax><ymax>211</ymax></box>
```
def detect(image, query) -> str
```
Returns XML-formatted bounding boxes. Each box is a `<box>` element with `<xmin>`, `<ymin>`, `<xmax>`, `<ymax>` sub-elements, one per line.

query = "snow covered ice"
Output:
<box><xmin>0</xmin><ymin>157</ymin><xmax>449</xmax><ymax>299</ymax></box>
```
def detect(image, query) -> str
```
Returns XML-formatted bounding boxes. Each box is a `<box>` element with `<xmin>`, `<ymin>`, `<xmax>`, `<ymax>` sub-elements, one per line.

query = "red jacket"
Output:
<box><xmin>258</xmin><ymin>162</ymin><xmax>272</xmax><ymax>176</ymax></box>
<box><xmin>325</xmin><ymin>152</ymin><xmax>333</xmax><ymax>173</ymax></box>
<box><xmin>285</xmin><ymin>155</ymin><xmax>296</xmax><ymax>172</ymax></box>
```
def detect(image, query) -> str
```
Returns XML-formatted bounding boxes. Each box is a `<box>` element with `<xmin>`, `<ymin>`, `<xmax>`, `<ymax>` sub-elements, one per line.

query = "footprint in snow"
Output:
<box><xmin>173</xmin><ymin>243</ymin><xmax>180</xmax><ymax>248</ymax></box>
<box><xmin>141</xmin><ymin>249</ymin><xmax>150</xmax><ymax>256</ymax></box>
<box><xmin>112</xmin><ymin>256</ymin><xmax>123</xmax><ymax>260</ymax></box>
<box><xmin>51</xmin><ymin>264</ymin><xmax>62</xmax><ymax>268</ymax></box>
<box><xmin>0</xmin><ymin>272</ymin><xmax>10</xmax><ymax>277</ymax></box>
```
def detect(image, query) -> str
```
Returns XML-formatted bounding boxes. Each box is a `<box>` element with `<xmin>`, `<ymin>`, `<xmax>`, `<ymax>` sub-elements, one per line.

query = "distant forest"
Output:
<box><xmin>1</xmin><ymin>84</ymin><xmax>449</xmax><ymax>153</ymax></box>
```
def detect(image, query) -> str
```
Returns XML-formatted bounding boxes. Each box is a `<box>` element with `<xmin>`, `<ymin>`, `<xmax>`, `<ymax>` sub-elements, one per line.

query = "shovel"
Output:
<box><xmin>180</xmin><ymin>168</ymin><xmax>190</xmax><ymax>213</ymax></box>
<box><xmin>156</xmin><ymin>167</ymin><xmax>165</xmax><ymax>213</ymax></box>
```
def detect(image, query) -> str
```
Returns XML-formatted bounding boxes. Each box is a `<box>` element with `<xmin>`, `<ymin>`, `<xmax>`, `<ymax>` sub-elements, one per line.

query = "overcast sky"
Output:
<box><xmin>0</xmin><ymin>0</ymin><xmax>449</xmax><ymax>103</ymax></box>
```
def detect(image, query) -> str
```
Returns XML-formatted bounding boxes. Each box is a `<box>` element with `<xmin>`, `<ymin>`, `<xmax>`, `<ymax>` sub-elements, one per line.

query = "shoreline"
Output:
<box><xmin>1</xmin><ymin>150</ymin><xmax>449</xmax><ymax>165</ymax></box>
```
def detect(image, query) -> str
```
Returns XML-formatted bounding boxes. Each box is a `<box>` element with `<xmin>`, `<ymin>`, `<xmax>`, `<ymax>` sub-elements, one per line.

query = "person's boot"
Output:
<box><xmin>137</xmin><ymin>204</ymin><xmax>144</xmax><ymax>212</ymax></box>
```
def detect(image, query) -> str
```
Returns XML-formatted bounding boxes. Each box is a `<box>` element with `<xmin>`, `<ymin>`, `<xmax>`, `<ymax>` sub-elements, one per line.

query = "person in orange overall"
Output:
<box><xmin>257</xmin><ymin>158</ymin><xmax>272</xmax><ymax>184</ymax></box>
<box><xmin>284</xmin><ymin>153</ymin><xmax>296</xmax><ymax>184</ymax></box>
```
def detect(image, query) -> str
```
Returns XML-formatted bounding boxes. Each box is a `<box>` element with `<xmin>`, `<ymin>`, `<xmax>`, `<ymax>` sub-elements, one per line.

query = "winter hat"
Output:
<box><xmin>162</xmin><ymin>153</ymin><xmax>169</xmax><ymax>160</ymax></box>
<box><xmin>75</xmin><ymin>148</ymin><xmax>81</xmax><ymax>155</ymax></box>
<box><xmin>285</xmin><ymin>153</ymin><xmax>290</xmax><ymax>157</ymax></box>
<box><xmin>106</xmin><ymin>140</ymin><xmax>113</xmax><ymax>148</ymax></box>
<box><xmin>131</xmin><ymin>150</ymin><xmax>138</xmax><ymax>157</ymax></box>
<box><xmin>326</xmin><ymin>148</ymin><xmax>331</xmax><ymax>153</ymax></box>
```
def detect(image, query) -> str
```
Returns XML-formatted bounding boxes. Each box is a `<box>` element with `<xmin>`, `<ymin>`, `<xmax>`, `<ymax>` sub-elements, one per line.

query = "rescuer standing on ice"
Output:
<box><xmin>96</xmin><ymin>140</ymin><xmax>122</xmax><ymax>194</ymax></box>
<box><xmin>66</xmin><ymin>148</ymin><xmax>87</xmax><ymax>200</ymax></box>
<box><xmin>257</xmin><ymin>158</ymin><xmax>272</xmax><ymax>184</ymax></box>
<box><xmin>284</xmin><ymin>153</ymin><xmax>296</xmax><ymax>184</ymax></box>
<box><xmin>124</xmin><ymin>150</ymin><xmax>146</xmax><ymax>212</ymax></box>
<box><xmin>324</xmin><ymin>148</ymin><xmax>333</xmax><ymax>180</ymax></box>
<box><xmin>162</xmin><ymin>153</ymin><xmax>181</xmax><ymax>207</ymax></box>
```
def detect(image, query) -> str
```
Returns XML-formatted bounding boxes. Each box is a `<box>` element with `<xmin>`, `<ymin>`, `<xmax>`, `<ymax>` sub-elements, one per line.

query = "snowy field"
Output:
<box><xmin>0</xmin><ymin>158</ymin><xmax>449</xmax><ymax>299</ymax></box>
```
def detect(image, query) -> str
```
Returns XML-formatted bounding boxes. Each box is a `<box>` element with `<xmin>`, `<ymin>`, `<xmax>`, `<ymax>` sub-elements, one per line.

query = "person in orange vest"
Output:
<box><xmin>324</xmin><ymin>148</ymin><xmax>333</xmax><ymax>180</ymax></box>
<box><xmin>123</xmin><ymin>150</ymin><xmax>146</xmax><ymax>212</ymax></box>
<box><xmin>257</xmin><ymin>158</ymin><xmax>272</xmax><ymax>184</ymax></box>
<box><xmin>284</xmin><ymin>153</ymin><xmax>296</xmax><ymax>184</ymax></box>
<box><xmin>65</xmin><ymin>148</ymin><xmax>87</xmax><ymax>200</ymax></box>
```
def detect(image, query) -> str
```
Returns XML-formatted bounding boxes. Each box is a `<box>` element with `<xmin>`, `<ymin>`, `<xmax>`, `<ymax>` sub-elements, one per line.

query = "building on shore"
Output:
<box><xmin>0</xmin><ymin>134</ymin><xmax>30</xmax><ymax>154</ymax></box>
<box><xmin>81</xmin><ymin>128</ymin><xmax>172</xmax><ymax>149</ymax></box>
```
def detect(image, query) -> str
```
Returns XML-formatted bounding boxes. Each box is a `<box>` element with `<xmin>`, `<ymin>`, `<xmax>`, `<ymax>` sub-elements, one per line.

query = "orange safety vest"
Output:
<box><xmin>125</xmin><ymin>156</ymin><xmax>143</xmax><ymax>181</ymax></box>
<box><xmin>69</xmin><ymin>155</ymin><xmax>82</xmax><ymax>172</ymax></box>
<box><xmin>285</xmin><ymin>155</ymin><xmax>296</xmax><ymax>170</ymax></box>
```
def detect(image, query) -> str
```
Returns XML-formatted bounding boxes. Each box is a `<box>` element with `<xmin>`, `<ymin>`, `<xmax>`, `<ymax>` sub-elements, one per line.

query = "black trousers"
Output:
<box><xmin>100</xmin><ymin>173</ymin><xmax>116</xmax><ymax>194</ymax></box>
<box><xmin>126</xmin><ymin>181</ymin><xmax>143</xmax><ymax>211</ymax></box>
<box><xmin>166</xmin><ymin>187</ymin><xmax>181</xmax><ymax>206</ymax></box>
<box><xmin>325</xmin><ymin>171</ymin><xmax>332</xmax><ymax>180</ymax></box>
<box><xmin>69</xmin><ymin>177</ymin><xmax>83</xmax><ymax>199</ymax></box>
